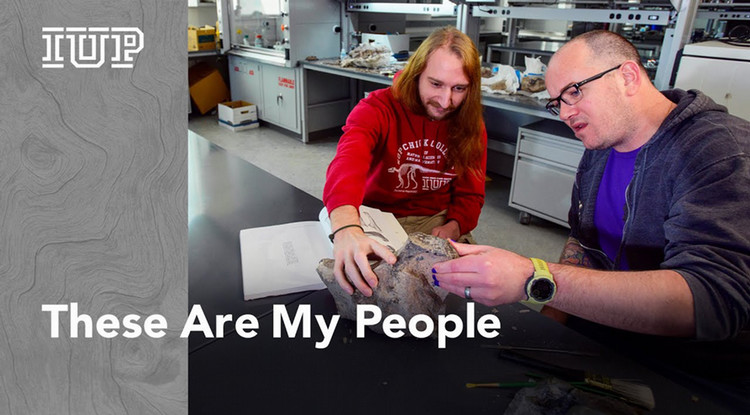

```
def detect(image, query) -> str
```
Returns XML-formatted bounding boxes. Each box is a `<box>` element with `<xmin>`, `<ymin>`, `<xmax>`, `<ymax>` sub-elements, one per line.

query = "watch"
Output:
<box><xmin>523</xmin><ymin>258</ymin><xmax>556</xmax><ymax>305</ymax></box>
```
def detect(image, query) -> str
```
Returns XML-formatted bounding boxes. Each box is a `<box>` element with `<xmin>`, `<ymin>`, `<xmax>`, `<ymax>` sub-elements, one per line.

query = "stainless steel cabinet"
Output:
<box><xmin>228</xmin><ymin>55</ymin><xmax>263</xmax><ymax>109</ymax></box>
<box><xmin>262</xmin><ymin>65</ymin><xmax>299</xmax><ymax>132</ymax></box>
<box><xmin>509</xmin><ymin>120</ymin><xmax>584</xmax><ymax>228</ymax></box>
<box><xmin>228</xmin><ymin>55</ymin><xmax>300</xmax><ymax>132</ymax></box>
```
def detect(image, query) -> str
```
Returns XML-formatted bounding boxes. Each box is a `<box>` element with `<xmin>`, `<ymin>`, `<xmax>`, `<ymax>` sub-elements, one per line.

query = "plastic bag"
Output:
<box><xmin>481</xmin><ymin>64</ymin><xmax>520</xmax><ymax>95</ymax></box>
<box><xmin>523</xmin><ymin>56</ymin><xmax>547</xmax><ymax>77</ymax></box>
<box><xmin>519</xmin><ymin>56</ymin><xmax>548</xmax><ymax>94</ymax></box>
<box><xmin>341</xmin><ymin>44</ymin><xmax>393</xmax><ymax>69</ymax></box>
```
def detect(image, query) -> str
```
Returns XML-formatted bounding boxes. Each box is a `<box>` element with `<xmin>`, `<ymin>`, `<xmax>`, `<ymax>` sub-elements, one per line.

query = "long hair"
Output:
<box><xmin>392</xmin><ymin>26</ymin><xmax>484</xmax><ymax>178</ymax></box>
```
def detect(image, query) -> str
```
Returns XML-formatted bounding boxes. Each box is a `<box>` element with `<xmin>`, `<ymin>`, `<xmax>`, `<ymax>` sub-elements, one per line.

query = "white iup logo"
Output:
<box><xmin>42</xmin><ymin>27</ymin><xmax>144</xmax><ymax>69</ymax></box>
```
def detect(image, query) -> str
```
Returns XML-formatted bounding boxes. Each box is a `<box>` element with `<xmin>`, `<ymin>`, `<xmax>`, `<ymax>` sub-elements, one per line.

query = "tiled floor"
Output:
<box><xmin>188</xmin><ymin>114</ymin><xmax>570</xmax><ymax>262</ymax></box>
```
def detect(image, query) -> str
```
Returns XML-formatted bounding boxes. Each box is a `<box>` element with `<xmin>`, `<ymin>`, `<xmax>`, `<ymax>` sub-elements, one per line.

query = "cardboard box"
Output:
<box><xmin>218</xmin><ymin>120</ymin><xmax>259</xmax><ymax>132</ymax></box>
<box><xmin>188</xmin><ymin>25</ymin><xmax>216</xmax><ymax>51</ymax></box>
<box><xmin>362</xmin><ymin>33</ymin><xmax>410</xmax><ymax>54</ymax></box>
<box><xmin>218</xmin><ymin>100</ymin><xmax>259</xmax><ymax>131</ymax></box>
<box><xmin>188</xmin><ymin>63</ymin><xmax>229</xmax><ymax>114</ymax></box>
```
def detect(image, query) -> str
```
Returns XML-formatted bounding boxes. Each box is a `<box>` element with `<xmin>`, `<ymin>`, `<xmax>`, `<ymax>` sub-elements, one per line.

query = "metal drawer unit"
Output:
<box><xmin>509</xmin><ymin>119</ymin><xmax>584</xmax><ymax>227</ymax></box>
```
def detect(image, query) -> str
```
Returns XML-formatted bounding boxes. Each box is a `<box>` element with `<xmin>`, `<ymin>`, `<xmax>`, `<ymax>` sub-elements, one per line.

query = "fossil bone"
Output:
<box><xmin>317</xmin><ymin>233</ymin><xmax>458</xmax><ymax>334</ymax></box>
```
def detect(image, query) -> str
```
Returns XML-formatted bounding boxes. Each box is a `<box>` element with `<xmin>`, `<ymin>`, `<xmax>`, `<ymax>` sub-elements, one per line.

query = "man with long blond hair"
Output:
<box><xmin>323</xmin><ymin>26</ymin><xmax>487</xmax><ymax>297</ymax></box>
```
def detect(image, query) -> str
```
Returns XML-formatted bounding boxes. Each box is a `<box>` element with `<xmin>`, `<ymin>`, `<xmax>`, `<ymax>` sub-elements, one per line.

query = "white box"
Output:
<box><xmin>675</xmin><ymin>41</ymin><xmax>750</xmax><ymax>121</ymax></box>
<box><xmin>362</xmin><ymin>33</ymin><xmax>410</xmax><ymax>54</ymax></box>
<box><xmin>218</xmin><ymin>120</ymin><xmax>259</xmax><ymax>132</ymax></box>
<box><xmin>682</xmin><ymin>40</ymin><xmax>750</xmax><ymax>61</ymax></box>
<box><xmin>218</xmin><ymin>100</ymin><xmax>259</xmax><ymax>131</ymax></box>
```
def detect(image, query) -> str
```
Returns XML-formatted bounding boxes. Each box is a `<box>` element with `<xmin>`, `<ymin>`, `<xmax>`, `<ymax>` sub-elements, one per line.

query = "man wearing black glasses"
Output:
<box><xmin>433</xmin><ymin>30</ymin><xmax>750</xmax><ymax>344</ymax></box>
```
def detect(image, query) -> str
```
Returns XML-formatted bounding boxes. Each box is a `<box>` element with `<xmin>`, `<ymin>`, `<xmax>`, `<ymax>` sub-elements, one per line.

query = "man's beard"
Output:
<box><xmin>425</xmin><ymin>100</ymin><xmax>456</xmax><ymax>120</ymax></box>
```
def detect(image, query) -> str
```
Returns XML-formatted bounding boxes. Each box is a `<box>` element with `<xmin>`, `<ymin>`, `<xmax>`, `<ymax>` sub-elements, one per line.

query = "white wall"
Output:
<box><xmin>189</xmin><ymin>5</ymin><xmax>218</xmax><ymax>27</ymax></box>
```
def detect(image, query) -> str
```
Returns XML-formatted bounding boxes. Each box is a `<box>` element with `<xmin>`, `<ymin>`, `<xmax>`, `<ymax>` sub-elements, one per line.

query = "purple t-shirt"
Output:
<box><xmin>594</xmin><ymin>147</ymin><xmax>641</xmax><ymax>269</ymax></box>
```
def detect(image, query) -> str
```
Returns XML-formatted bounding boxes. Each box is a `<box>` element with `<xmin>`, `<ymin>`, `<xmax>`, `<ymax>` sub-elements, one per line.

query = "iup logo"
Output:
<box><xmin>42</xmin><ymin>27</ymin><xmax>144</xmax><ymax>69</ymax></box>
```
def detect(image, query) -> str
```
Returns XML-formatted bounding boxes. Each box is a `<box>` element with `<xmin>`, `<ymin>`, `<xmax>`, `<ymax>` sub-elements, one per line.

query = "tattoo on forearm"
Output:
<box><xmin>559</xmin><ymin>238</ymin><xmax>593</xmax><ymax>268</ymax></box>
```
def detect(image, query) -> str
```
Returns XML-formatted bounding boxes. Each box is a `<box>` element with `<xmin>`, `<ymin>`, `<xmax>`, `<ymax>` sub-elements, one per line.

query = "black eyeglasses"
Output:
<box><xmin>545</xmin><ymin>64</ymin><xmax>622</xmax><ymax>116</ymax></box>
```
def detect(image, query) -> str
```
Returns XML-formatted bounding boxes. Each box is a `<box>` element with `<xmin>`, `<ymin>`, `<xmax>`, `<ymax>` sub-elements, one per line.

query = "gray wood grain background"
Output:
<box><xmin>1</xmin><ymin>1</ymin><xmax>187</xmax><ymax>413</ymax></box>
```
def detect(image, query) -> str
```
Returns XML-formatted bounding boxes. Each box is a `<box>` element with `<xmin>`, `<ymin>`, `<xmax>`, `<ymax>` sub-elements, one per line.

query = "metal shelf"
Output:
<box><xmin>696</xmin><ymin>10</ymin><xmax>750</xmax><ymax>20</ymax></box>
<box><xmin>472</xmin><ymin>6</ymin><xmax>672</xmax><ymax>26</ymax></box>
<box><xmin>470</xmin><ymin>3</ymin><xmax>697</xmax><ymax>90</ymax></box>
<box><xmin>345</xmin><ymin>1</ymin><xmax>456</xmax><ymax>16</ymax></box>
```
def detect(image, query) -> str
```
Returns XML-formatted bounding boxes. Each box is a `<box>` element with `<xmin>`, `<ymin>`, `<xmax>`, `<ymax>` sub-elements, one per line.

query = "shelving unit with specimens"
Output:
<box><xmin>473</xmin><ymin>0</ymin><xmax>685</xmax><ymax>90</ymax></box>
<box><xmin>345</xmin><ymin>0</ymin><xmax>749</xmax><ymax>224</ymax></box>
<box><xmin>469</xmin><ymin>0</ymin><xmax>691</xmax><ymax>223</ymax></box>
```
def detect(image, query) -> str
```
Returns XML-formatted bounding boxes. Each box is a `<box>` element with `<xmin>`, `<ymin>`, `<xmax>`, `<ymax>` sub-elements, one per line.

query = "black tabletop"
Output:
<box><xmin>187</xmin><ymin>132</ymin><xmax>746</xmax><ymax>414</ymax></box>
<box><xmin>188</xmin><ymin>132</ymin><xmax>321</xmax><ymax>351</ymax></box>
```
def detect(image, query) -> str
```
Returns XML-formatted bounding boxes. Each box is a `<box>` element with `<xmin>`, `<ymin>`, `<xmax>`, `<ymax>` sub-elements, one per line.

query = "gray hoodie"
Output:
<box><xmin>569</xmin><ymin>89</ymin><xmax>750</xmax><ymax>340</ymax></box>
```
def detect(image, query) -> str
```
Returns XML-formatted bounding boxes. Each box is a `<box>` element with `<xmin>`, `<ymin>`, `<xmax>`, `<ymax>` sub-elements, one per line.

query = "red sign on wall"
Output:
<box><xmin>278</xmin><ymin>77</ymin><xmax>295</xmax><ymax>89</ymax></box>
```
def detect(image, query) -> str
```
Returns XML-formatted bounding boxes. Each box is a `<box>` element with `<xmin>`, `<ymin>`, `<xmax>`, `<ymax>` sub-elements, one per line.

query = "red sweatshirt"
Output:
<box><xmin>323</xmin><ymin>87</ymin><xmax>487</xmax><ymax>234</ymax></box>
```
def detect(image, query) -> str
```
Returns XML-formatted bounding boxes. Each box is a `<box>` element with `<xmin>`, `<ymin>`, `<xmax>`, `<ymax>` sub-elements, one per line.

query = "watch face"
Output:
<box><xmin>531</xmin><ymin>279</ymin><xmax>555</xmax><ymax>301</ymax></box>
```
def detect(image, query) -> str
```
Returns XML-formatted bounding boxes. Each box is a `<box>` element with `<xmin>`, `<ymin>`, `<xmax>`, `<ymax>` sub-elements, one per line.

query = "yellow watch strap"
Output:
<box><xmin>530</xmin><ymin>258</ymin><xmax>551</xmax><ymax>277</ymax></box>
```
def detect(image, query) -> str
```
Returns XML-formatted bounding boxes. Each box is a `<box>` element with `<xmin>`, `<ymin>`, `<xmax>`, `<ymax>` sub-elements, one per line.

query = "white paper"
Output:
<box><xmin>240</xmin><ymin>221</ymin><xmax>330</xmax><ymax>300</ymax></box>
<box><xmin>240</xmin><ymin>206</ymin><xmax>408</xmax><ymax>300</ymax></box>
<box><xmin>356</xmin><ymin>205</ymin><xmax>409</xmax><ymax>253</ymax></box>
<box><xmin>319</xmin><ymin>205</ymin><xmax>409</xmax><ymax>253</ymax></box>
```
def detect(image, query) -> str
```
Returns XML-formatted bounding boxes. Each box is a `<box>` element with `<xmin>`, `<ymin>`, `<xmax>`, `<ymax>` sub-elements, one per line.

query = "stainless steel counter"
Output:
<box><xmin>301</xmin><ymin>58</ymin><xmax>401</xmax><ymax>86</ymax></box>
<box><xmin>300</xmin><ymin>58</ymin><xmax>554</xmax><ymax>120</ymax></box>
<box><xmin>188</xmin><ymin>49</ymin><xmax>220</xmax><ymax>59</ymax></box>
<box><xmin>227</xmin><ymin>46</ymin><xmax>288</xmax><ymax>67</ymax></box>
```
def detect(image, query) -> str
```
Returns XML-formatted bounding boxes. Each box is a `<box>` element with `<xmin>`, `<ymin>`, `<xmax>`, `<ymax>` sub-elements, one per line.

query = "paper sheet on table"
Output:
<box><xmin>318</xmin><ymin>206</ymin><xmax>409</xmax><ymax>254</ymax></box>
<box><xmin>240</xmin><ymin>221</ymin><xmax>330</xmax><ymax>300</ymax></box>
<box><xmin>239</xmin><ymin>206</ymin><xmax>408</xmax><ymax>300</ymax></box>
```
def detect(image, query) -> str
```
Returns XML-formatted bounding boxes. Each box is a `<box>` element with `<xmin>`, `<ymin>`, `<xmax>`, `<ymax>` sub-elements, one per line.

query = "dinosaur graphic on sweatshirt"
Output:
<box><xmin>388</xmin><ymin>163</ymin><xmax>456</xmax><ymax>191</ymax></box>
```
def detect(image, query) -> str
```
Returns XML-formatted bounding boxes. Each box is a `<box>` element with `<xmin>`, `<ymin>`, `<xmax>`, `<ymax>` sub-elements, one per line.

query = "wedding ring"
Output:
<box><xmin>464</xmin><ymin>286</ymin><xmax>472</xmax><ymax>300</ymax></box>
